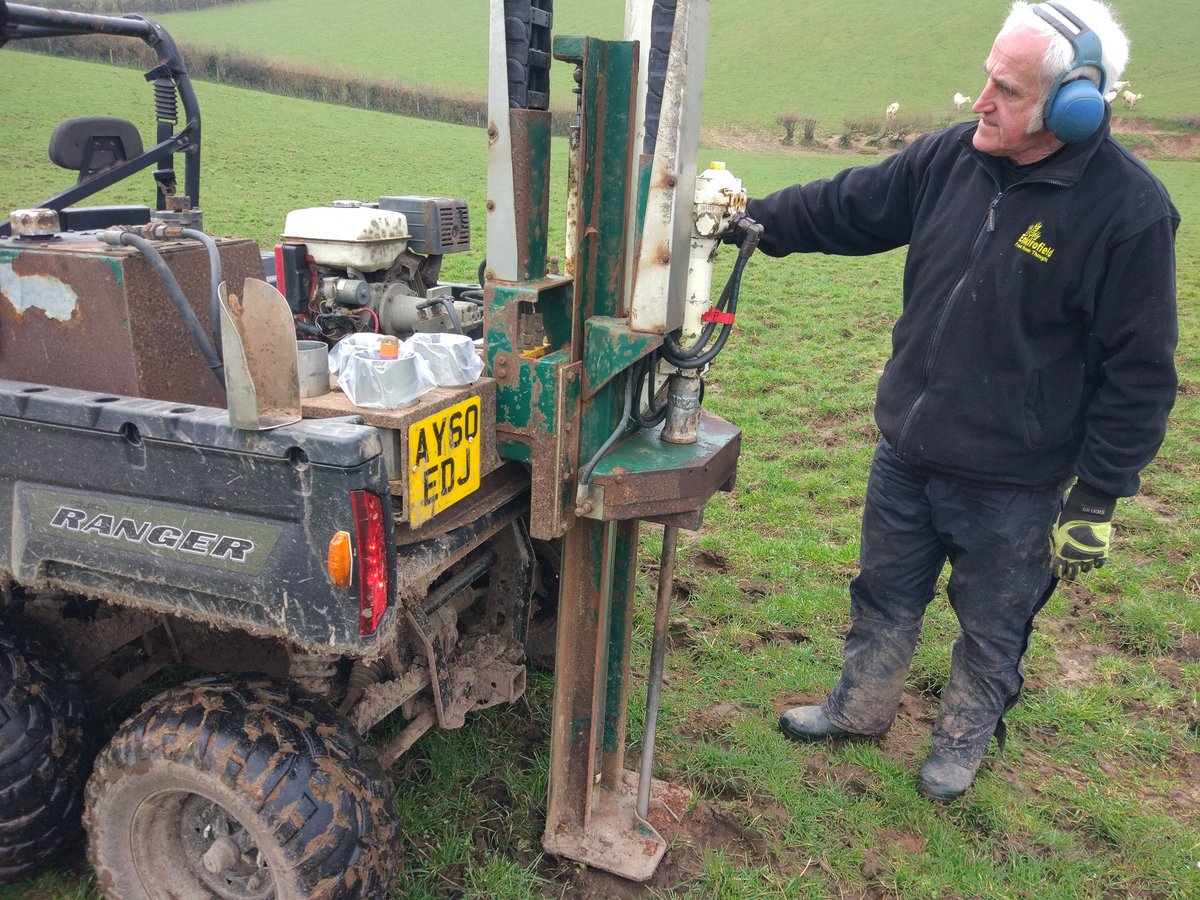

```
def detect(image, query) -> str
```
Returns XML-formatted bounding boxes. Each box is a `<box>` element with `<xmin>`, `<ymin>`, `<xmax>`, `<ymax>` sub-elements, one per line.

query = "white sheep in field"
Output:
<box><xmin>885</xmin><ymin>102</ymin><xmax>900</xmax><ymax>120</ymax></box>
<box><xmin>953</xmin><ymin>92</ymin><xmax>972</xmax><ymax>111</ymax></box>
<box><xmin>1111</xmin><ymin>80</ymin><xmax>1130</xmax><ymax>92</ymax></box>
<box><xmin>1122</xmin><ymin>90</ymin><xmax>1143</xmax><ymax>108</ymax></box>
<box><xmin>1103</xmin><ymin>89</ymin><xmax>1118</xmax><ymax>104</ymax></box>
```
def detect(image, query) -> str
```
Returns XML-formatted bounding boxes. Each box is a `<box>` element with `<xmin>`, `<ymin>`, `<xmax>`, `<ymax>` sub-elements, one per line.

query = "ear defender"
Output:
<box><xmin>1033</xmin><ymin>1</ymin><xmax>1108</xmax><ymax>143</ymax></box>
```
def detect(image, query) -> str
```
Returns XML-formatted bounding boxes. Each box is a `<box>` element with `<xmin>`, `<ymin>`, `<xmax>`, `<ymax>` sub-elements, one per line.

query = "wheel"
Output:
<box><xmin>0</xmin><ymin>623</ymin><xmax>90</xmax><ymax>884</ymax></box>
<box><xmin>504</xmin><ymin>0</ymin><xmax>552</xmax><ymax>110</ymax></box>
<box><xmin>643</xmin><ymin>0</ymin><xmax>678</xmax><ymax>155</ymax></box>
<box><xmin>85</xmin><ymin>677</ymin><xmax>400</xmax><ymax>900</ymax></box>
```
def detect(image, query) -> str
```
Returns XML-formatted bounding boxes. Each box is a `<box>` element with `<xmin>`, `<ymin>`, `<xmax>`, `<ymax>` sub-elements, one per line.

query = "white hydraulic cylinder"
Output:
<box><xmin>678</xmin><ymin>162</ymin><xmax>746</xmax><ymax>350</ymax></box>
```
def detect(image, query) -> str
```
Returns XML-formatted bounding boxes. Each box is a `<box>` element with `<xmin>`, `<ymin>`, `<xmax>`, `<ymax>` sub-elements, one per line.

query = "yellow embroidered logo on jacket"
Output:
<box><xmin>1015</xmin><ymin>222</ymin><xmax>1055</xmax><ymax>262</ymax></box>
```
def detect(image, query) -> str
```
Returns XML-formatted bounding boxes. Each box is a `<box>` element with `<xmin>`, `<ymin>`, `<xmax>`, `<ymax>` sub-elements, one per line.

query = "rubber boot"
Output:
<box><xmin>779</xmin><ymin>705</ymin><xmax>852</xmax><ymax>743</ymax></box>
<box><xmin>917</xmin><ymin>753</ymin><xmax>979</xmax><ymax>802</ymax></box>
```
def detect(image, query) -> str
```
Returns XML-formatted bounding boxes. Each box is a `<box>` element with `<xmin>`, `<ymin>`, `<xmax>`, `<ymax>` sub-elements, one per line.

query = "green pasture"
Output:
<box><xmin>147</xmin><ymin>0</ymin><xmax>1200</xmax><ymax>132</ymax></box>
<box><xmin>2</xmin><ymin>52</ymin><xmax>1198</xmax><ymax>899</ymax></box>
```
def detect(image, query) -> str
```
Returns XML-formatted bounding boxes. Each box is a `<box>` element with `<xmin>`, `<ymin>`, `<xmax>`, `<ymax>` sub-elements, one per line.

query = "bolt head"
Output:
<box><xmin>9</xmin><ymin>208</ymin><xmax>60</xmax><ymax>238</ymax></box>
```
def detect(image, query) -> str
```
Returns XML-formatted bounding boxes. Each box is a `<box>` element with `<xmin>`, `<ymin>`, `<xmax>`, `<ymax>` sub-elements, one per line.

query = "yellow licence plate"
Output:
<box><xmin>407</xmin><ymin>396</ymin><xmax>482</xmax><ymax>527</ymax></box>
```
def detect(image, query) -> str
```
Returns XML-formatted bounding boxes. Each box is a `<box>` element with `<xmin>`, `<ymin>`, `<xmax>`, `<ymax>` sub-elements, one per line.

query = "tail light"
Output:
<box><xmin>351</xmin><ymin>490</ymin><xmax>389</xmax><ymax>636</ymax></box>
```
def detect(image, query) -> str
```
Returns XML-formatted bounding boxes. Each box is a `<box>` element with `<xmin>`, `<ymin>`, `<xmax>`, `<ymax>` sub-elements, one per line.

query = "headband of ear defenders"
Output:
<box><xmin>1031</xmin><ymin>1</ymin><xmax>1108</xmax><ymax>141</ymax></box>
<box><xmin>1033</xmin><ymin>0</ymin><xmax>1107</xmax><ymax>93</ymax></box>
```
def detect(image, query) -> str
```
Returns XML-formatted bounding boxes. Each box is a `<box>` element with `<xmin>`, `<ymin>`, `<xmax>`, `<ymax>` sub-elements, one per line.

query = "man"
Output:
<box><xmin>737</xmin><ymin>0</ymin><xmax>1178</xmax><ymax>801</ymax></box>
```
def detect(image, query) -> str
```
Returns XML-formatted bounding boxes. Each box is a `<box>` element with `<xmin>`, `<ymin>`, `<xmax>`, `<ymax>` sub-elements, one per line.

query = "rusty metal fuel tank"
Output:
<box><xmin>0</xmin><ymin>232</ymin><xmax>262</xmax><ymax>406</ymax></box>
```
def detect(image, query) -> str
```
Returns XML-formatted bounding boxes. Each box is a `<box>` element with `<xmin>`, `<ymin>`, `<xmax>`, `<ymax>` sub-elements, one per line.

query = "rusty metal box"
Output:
<box><xmin>0</xmin><ymin>235</ymin><xmax>263</xmax><ymax>406</ymax></box>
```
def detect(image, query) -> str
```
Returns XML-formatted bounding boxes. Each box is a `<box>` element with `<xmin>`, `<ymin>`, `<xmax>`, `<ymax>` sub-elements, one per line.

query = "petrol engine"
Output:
<box><xmin>275</xmin><ymin>195</ymin><xmax>481</xmax><ymax>341</ymax></box>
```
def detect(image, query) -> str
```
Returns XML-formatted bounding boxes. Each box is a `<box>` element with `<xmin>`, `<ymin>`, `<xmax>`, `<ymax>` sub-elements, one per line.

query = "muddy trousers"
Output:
<box><xmin>822</xmin><ymin>441</ymin><xmax>1065</xmax><ymax>769</ymax></box>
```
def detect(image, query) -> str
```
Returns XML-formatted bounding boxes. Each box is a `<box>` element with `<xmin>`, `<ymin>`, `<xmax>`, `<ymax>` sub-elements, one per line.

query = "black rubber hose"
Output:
<box><xmin>632</xmin><ymin>353</ymin><xmax>668</xmax><ymax>428</ymax></box>
<box><xmin>107</xmin><ymin>231</ymin><xmax>224</xmax><ymax>387</ymax></box>
<box><xmin>179</xmin><ymin>227</ymin><xmax>223</xmax><ymax>361</ymax></box>
<box><xmin>417</xmin><ymin>296</ymin><xmax>464</xmax><ymax>335</ymax></box>
<box><xmin>660</xmin><ymin>263</ymin><xmax>742</xmax><ymax>369</ymax></box>
<box><xmin>458</xmin><ymin>289</ymin><xmax>485</xmax><ymax>306</ymax></box>
<box><xmin>662</xmin><ymin>274</ymin><xmax>733</xmax><ymax>362</ymax></box>
<box><xmin>659</xmin><ymin>222</ymin><xmax>762</xmax><ymax>370</ymax></box>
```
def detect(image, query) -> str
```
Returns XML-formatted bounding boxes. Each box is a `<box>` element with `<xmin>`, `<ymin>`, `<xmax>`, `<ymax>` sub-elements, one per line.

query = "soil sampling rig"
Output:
<box><xmin>0</xmin><ymin>0</ymin><xmax>760</xmax><ymax>894</ymax></box>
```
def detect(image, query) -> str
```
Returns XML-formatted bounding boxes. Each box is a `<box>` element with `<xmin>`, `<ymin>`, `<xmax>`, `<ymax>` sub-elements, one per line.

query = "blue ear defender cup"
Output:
<box><xmin>1033</xmin><ymin>1</ymin><xmax>1108</xmax><ymax>142</ymax></box>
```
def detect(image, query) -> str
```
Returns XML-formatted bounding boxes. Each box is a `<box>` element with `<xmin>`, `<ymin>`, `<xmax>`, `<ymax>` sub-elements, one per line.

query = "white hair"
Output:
<box><xmin>999</xmin><ymin>0</ymin><xmax>1130</xmax><ymax>132</ymax></box>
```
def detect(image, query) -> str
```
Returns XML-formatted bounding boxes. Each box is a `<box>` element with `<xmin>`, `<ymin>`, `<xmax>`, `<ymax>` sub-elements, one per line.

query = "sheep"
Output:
<box><xmin>1111</xmin><ymin>80</ymin><xmax>1130</xmax><ymax>92</ymax></box>
<box><xmin>953</xmin><ymin>92</ymin><xmax>972</xmax><ymax>111</ymax></box>
<box><xmin>1122</xmin><ymin>90</ymin><xmax>1143</xmax><ymax>108</ymax></box>
<box><xmin>885</xmin><ymin>102</ymin><xmax>900</xmax><ymax>120</ymax></box>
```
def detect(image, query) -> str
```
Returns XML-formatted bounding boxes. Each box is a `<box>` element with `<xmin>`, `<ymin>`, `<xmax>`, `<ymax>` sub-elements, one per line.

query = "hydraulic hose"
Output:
<box><xmin>659</xmin><ymin>268</ymin><xmax>737</xmax><ymax>368</ymax></box>
<box><xmin>659</xmin><ymin>221</ymin><xmax>762</xmax><ymax>371</ymax></box>
<box><xmin>580</xmin><ymin>372</ymin><xmax>635</xmax><ymax>485</ymax></box>
<box><xmin>101</xmin><ymin>230</ymin><xmax>225</xmax><ymax>388</ymax></box>
<box><xmin>180</xmin><ymin>227</ymin><xmax>223</xmax><ymax>361</ymax></box>
<box><xmin>457</xmin><ymin>289</ymin><xmax>485</xmax><ymax>307</ymax></box>
<box><xmin>666</xmin><ymin>277</ymin><xmax>731</xmax><ymax>361</ymax></box>
<box><xmin>418</xmin><ymin>295</ymin><xmax>464</xmax><ymax>335</ymax></box>
<box><xmin>632</xmin><ymin>352</ymin><xmax>668</xmax><ymax>429</ymax></box>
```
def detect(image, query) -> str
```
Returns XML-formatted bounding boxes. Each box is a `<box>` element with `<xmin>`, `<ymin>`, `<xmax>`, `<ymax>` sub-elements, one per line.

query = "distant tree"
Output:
<box><xmin>841</xmin><ymin>118</ymin><xmax>880</xmax><ymax>149</ymax></box>
<box><xmin>776</xmin><ymin>114</ymin><xmax>799</xmax><ymax>145</ymax></box>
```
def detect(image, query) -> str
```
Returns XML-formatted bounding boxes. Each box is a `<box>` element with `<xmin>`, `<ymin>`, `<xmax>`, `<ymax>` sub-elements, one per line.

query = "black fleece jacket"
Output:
<box><xmin>747</xmin><ymin>110</ymin><xmax>1179</xmax><ymax>497</ymax></box>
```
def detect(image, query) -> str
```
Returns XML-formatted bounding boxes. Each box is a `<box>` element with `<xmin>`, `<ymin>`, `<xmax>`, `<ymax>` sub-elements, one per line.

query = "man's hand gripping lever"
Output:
<box><xmin>1050</xmin><ymin>482</ymin><xmax>1117</xmax><ymax>578</ymax></box>
<box><xmin>722</xmin><ymin>211</ymin><xmax>762</xmax><ymax>254</ymax></box>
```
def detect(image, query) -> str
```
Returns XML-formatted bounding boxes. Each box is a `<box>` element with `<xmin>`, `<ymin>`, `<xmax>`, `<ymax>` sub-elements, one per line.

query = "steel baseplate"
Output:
<box><xmin>581</xmin><ymin>409</ymin><xmax>740</xmax><ymax>525</ymax></box>
<box><xmin>542</xmin><ymin>770</ymin><xmax>691</xmax><ymax>882</ymax></box>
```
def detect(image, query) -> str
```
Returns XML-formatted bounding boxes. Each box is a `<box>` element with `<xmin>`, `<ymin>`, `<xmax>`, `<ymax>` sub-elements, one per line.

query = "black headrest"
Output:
<box><xmin>49</xmin><ymin>116</ymin><xmax>144</xmax><ymax>173</ymax></box>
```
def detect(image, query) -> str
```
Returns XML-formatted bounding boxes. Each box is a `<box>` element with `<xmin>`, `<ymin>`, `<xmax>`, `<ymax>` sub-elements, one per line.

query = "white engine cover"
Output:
<box><xmin>282</xmin><ymin>206</ymin><xmax>409</xmax><ymax>272</ymax></box>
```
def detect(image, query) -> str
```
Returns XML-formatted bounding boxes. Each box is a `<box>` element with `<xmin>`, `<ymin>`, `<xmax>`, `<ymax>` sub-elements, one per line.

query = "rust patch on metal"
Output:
<box><xmin>1</xmin><ymin>236</ymin><xmax>258</xmax><ymax>406</ymax></box>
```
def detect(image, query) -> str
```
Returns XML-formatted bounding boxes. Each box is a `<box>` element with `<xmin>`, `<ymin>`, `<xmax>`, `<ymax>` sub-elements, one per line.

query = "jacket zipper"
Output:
<box><xmin>894</xmin><ymin>189</ymin><xmax>1003</xmax><ymax>452</ymax></box>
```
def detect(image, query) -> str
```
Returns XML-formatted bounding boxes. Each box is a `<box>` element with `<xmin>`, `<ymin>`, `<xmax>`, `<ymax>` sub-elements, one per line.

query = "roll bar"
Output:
<box><xmin>0</xmin><ymin>2</ymin><xmax>201</xmax><ymax>235</ymax></box>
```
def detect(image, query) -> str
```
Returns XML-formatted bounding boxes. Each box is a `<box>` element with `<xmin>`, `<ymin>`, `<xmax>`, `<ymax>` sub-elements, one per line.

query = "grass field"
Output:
<box><xmin>1</xmin><ymin>49</ymin><xmax>1198</xmax><ymax>900</ymax></box>
<box><xmin>145</xmin><ymin>0</ymin><xmax>1200</xmax><ymax>133</ymax></box>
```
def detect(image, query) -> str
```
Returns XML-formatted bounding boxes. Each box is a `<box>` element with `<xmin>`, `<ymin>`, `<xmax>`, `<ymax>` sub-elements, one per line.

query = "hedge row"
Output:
<box><xmin>28</xmin><ymin>0</ymin><xmax>253</xmax><ymax>13</ymax></box>
<box><xmin>20</xmin><ymin>36</ymin><xmax>572</xmax><ymax>136</ymax></box>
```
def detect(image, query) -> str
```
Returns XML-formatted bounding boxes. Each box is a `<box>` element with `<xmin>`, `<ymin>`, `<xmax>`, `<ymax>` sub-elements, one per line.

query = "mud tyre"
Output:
<box><xmin>85</xmin><ymin>676</ymin><xmax>400</xmax><ymax>899</ymax></box>
<box><xmin>0</xmin><ymin>624</ymin><xmax>89</xmax><ymax>884</ymax></box>
<box><xmin>503</xmin><ymin>0</ymin><xmax>552</xmax><ymax>110</ymax></box>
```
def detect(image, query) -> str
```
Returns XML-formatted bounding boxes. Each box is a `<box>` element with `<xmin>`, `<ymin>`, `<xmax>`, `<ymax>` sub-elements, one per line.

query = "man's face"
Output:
<box><xmin>971</xmin><ymin>28</ymin><xmax>1064</xmax><ymax>165</ymax></box>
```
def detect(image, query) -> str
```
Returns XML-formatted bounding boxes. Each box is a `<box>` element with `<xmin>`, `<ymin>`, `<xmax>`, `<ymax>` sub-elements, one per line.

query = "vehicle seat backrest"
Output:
<box><xmin>49</xmin><ymin>116</ymin><xmax>144</xmax><ymax>182</ymax></box>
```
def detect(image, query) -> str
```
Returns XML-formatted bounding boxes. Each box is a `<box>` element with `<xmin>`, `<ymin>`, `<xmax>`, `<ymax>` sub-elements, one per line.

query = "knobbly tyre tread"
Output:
<box><xmin>642</xmin><ymin>0</ymin><xmax>677</xmax><ymax>156</ymax></box>
<box><xmin>504</xmin><ymin>0</ymin><xmax>552</xmax><ymax>110</ymax></box>
<box><xmin>0</xmin><ymin>624</ymin><xmax>90</xmax><ymax>884</ymax></box>
<box><xmin>84</xmin><ymin>676</ymin><xmax>400</xmax><ymax>899</ymax></box>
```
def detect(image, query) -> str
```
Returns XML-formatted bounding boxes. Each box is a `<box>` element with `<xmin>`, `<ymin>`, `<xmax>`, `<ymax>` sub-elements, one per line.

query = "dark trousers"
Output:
<box><xmin>823</xmin><ymin>441</ymin><xmax>1065</xmax><ymax>768</ymax></box>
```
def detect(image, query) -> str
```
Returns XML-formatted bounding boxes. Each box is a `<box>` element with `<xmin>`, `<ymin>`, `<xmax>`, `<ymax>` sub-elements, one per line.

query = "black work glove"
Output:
<box><xmin>1050</xmin><ymin>482</ymin><xmax>1117</xmax><ymax>579</ymax></box>
<box><xmin>721</xmin><ymin>211</ymin><xmax>757</xmax><ymax>247</ymax></box>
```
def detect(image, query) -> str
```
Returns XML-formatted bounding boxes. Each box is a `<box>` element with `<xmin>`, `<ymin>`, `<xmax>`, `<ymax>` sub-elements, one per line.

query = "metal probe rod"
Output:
<box><xmin>636</xmin><ymin>524</ymin><xmax>680</xmax><ymax>819</ymax></box>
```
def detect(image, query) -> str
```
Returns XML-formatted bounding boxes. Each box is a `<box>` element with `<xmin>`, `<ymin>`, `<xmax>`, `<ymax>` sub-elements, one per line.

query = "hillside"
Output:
<box><xmin>144</xmin><ymin>0</ymin><xmax>1200</xmax><ymax>134</ymax></box>
<box><xmin>1</xmin><ymin>46</ymin><xmax>1198</xmax><ymax>900</ymax></box>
